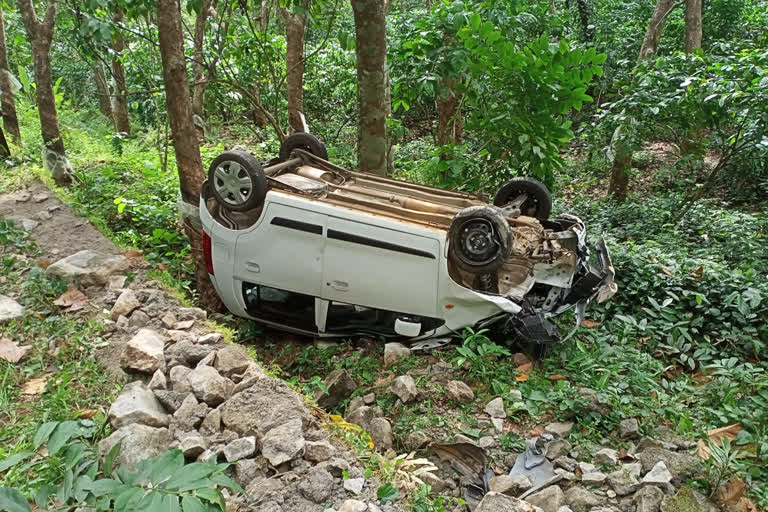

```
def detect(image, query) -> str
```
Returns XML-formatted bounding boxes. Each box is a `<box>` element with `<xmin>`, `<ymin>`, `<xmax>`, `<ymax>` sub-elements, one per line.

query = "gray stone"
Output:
<box><xmin>564</xmin><ymin>487</ymin><xmax>606</xmax><ymax>512</ymax></box>
<box><xmin>582</xmin><ymin>471</ymin><xmax>608</xmax><ymax>484</ymax></box>
<box><xmin>233</xmin><ymin>363</ymin><xmax>269</xmax><ymax>393</ymax></box>
<box><xmin>316</xmin><ymin>369</ymin><xmax>357</xmax><ymax>409</ymax></box>
<box><xmin>363</xmin><ymin>393</ymin><xmax>375</xmax><ymax>404</ymax></box>
<box><xmin>110</xmin><ymin>290</ymin><xmax>140</xmax><ymax>320</ymax></box>
<box><xmin>299</xmin><ymin>466</ymin><xmax>335</xmax><ymax>503</ymax></box>
<box><xmin>15</xmin><ymin>193</ymin><xmax>31</xmax><ymax>203</ymax></box>
<box><xmin>98</xmin><ymin>424</ymin><xmax>171</xmax><ymax>467</ymax></box>
<box><xmin>200</xmin><ymin>408</ymin><xmax>222</xmax><ymax>435</ymax></box>
<box><xmin>490</xmin><ymin>474</ymin><xmax>531</xmax><ymax>495</ymax></box>
<box><xmin>116</xmin><ymin>315</ymin><xmax>129</xmax><ymax>330</ymax></box>
<box><xmin>547</xmin><ymin>440</ymin><xmax>571</xmax><ymax>460</ymax></box>
<box><xmin>389</xmin><ymin>375</ymin><xmax>418</xmax><ymax>403</ymax></box>
<box><xmin>120</xmin><ymin>328</ymin><xmax>166</xmax><ymax>374</ymax></box>
<box><xmin>128</xmin><ymin>310</ymin><xmax>150</xmax><ymax>328</ymax></box>
<box><xmin>491</xmin><ymin>417</ymin><xmax>505</xmax><ymax>432</ymax></box>
<box><xmin>161</xmin><ymin>312</ymin><xmax>177</xmax><ymax>329</ymax></box>
<box><xmin>479</xmin><ymin>436</ymin><xmax>497</xmax><ymax>449</ymax></box>
<box><xmin>198</xmin><ymin>332</ymin><xmax>223</xmax><ymax>345</ymax></box>
<box><xmin>180</xmin><ymin>435</ymin><xmax>208</xmax><ymax>458</ymax></box>
<box><xmin>21</xmin><ymin>219</ymin><xmax>39</xmax><ymax>232</ymax></box>
<box><xmin>555</xmin><ymin>457</ymin><xmax>578</xmax><ymax>472</ymax></box>
<box><xmin>169</xmin><ymin>365</ymin><xmax>192</xmax><ymax>393</ymax></box>
<box><xmin>36</xmin><ymin>210</ymin><xmax>52</xmax><ymax>221</ymax></box>
<box><xmin>109</xmin><ymin>381</ymin><xmax>169</xmax><ymax>428</ymax></box>
<box><xmin>369</xmin><ymin>417</ymin><xmax>393</xmax><ymax>451</ymax></box>
<box><xmin>187</xmin><ymin>365</ymin><xmax>234</xmax><ymax>406</ymax></box>
<box><xmin>348</xmin><ymin>396</ymin><xmax>366</xmax><ymax>414</ymax></box>
<box><xmin>338</xmin><ymin>500</ymin><xmax>367</xmax><ymax>512</ymax></box>
<box><xmin>619</xmin><ymin>418</ymin><xmax>640</xmax><ymax>439</ymax></box>
<box><xmin>579</xmin><ymin>462</ymin><xmax>597</xmax><ymax>474</ymax></box>
<box><xmin>545</xmin><ymin>422</ymin><xmax>574</xmax><ymax>439</ymax></box>
<box><xmin>660</xmin><ymin>487</ymin><xmax>716</xmax><ymax>512</ymax></box>
<box><xmin>637</xmin><ymin>448</ymin><xmax>703</xmax><ymax>483</ymax></box>
<box><xmin>148</xmin><ymin>370</ymin><xmax>167</xmax><ymax>391</ymax></box>
<box><xmin>445</xmin><ymin>380</ymin><xmax>475</xmax><ymax>402</ymax></box>
<box><xmin>178</xmin><ymin>307</ymin><xmax>207</xmax><ymax>321</ymax></box>
<box><xmin>196</xmin><ymin>351</ymin><xmax>216</xmax><ymax>369</ymax></box>
<box><xmin>596</xmin><ymin>448</ymin><xmax>620</xmax><ymax>466</ymax></box>
<box><xmin>224</xmin><ymin>436</ymin><xmax>257</xmax><ymax>462</ymax></box>
<box><xmin>304</xmin><ymin>440</ymin><xmax>335</xmax><ymax>462</ymax></box>
<box><xmin>344</xmin><ymin>477</ymin><xmax>365</xmax><ymax>495</ymax></box>
<box><xmin>261</xmin><ymin>418</ymin><xmax>305</xmax><ymax>466</ymax></box>
<box><xmin>174</xmin><ymin>319</ymin><xmax>195</xmax><ymax>330</ymax></box>
<box><xmin>153</xmin><ymin>390</ymin><xmax>187</xmax><ymax>412</ymax></box>
<box><xmin>173</xmin><ymin>393</ymin><xmax>209</xmax><ymax>430</ymax></box>
<box><xmin>33</xmin><ymin>193</ymin><xmax>49</xmax><ymax>203</ymax></box>
<box><xmin>220</xmin><ymin>377</ymin><xmax>308</xmax><ymax>436</ymax></box>
<box><xmin>384</xmin><ymin>342</ymin><xmax>411</xmax><ymax>367</ymax></box>
<box><xmin>214</xmin><ymin>345</ymin><xmax>251</xmax><ymax>377</ymax></box>
<box><xmin>485</xmin><ymin>397</ymin><xmax>506</xmax><ymax>418</ymax></box>
<box><xmin>166</xmin><ymin>340</ymin><xmax>214</xmax><ymax>368</ymax></box>
<box><xmin>234</xmin><ymin>457</ymin><xmax>268</xmax><ymax>486</ymax></box>
<box><xmin>0</xmin><ymin>295</ymin><xmax>24</xmax><ymax>324</ymax></box>
<box><xmin>557</xmin><ymin>507</ymin><xmax>574</xmax><ymax>512</ymax></box>
<box><xmin>607</xmin><ymin>467</ymin><xmax>641</xmax><ymax>496</ymax></box>
<box><xmin>106</xmin><ymin>275</ymin><xmax>126</xmax><ymax>290</ymax></box>
<box><xmin>634</xmin><ymin>486</ymin><xmax>665</xmax><ymax>512</ymax></box>
<box><xmin>166</xmin><ymin>329</ymin><xmax>196</xmax><ymax>344</ymax></box>
<box><xmin>404</xmin><ymin>431</ymin><xmax>430</xmax><ymax>452</ymax></box>
<box><xmin>477</xmin><ymin>493</ymin><xmax>541</xmax><ymax>512</ymax></box>
<box><xmin>526</xmin><ymin>485</ymin><xmax>565</xmax><ymax>512</ymax></box>
<box><xmin>642</xmin><ymin>461</ymin><xmax>673</xmax><ymax>485</ymax></box>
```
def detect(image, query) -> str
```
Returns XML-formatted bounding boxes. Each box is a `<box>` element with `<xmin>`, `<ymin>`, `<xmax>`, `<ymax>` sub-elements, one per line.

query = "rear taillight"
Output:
<box><xmin>202</xmin><ymin>230</ymin><xmax>214</xmax><ymax>275</ymax></box>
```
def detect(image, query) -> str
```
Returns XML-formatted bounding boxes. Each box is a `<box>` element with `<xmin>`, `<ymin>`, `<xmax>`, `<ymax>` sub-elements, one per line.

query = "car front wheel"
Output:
<box><xmin>208</xmin><ymin>150</ymin><xmax>267</xmax><ymax>212</ymax></box>
<box><xmin>448</xmin><ymin>206</ymin><xmax>512</xmax><ymax>274</ymax></box>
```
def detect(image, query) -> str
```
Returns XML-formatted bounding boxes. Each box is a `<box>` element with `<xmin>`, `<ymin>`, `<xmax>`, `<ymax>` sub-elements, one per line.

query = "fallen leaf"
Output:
<box><xmin>0</xmin><ymin>337</ymin><xmax>32</xmax><ymax>363</ymax></box>
<box><xmin>21</xmin><ymin>375</ymin><xmax>49</xmax><ymax>395</ymax></box>
<box><xmin>157</xmin><ymin>263</ymin><xmax>168</xmax><ymax>271</ymax></box>
<box><xmin>77</xmin><ymin>409</ymin><xmax>99</xmax><ymax>419</ymax></box>
<box><xmin>714</xmin><ymin>476</ymin><xmax>745</xmax><ymax>506</ymax></box>
<box><xmin>581</xmin><ymin>319</ymin><xmax>601</xmax><ymax>328</ymax></box>
<box><xmin>697</xmin><ymin>423</ymin><xmax>742</xmax><ymax>460</ymax></box>
<box><xmin>528</xmin><ymin>425</ymin><xmax>545</xmax><ymax>437</ymax></box>
<box><xmin>692</xmin><ymin>266</ymin><xmax>704</xmax><ymax>280</ymax></box>
<box><xmin>37</xmin><ymin>259</ymin><xmax>52</xmax><ymax>269</ymax></box>
<box><xmin>548</xmin><ymin>374</ymin><xmax>567</xmax><ymax>381</ymax></box>
<box><xmin>516</xmin><ymin>362</ymin><xmax>533</xmax><ymax>373</ymax></box>
<box><xmin>53</xmin><ymin>288</ymin><xmax>89</xmax><ymax>312</ymax></box>
<box><xmin>661</xmin><ymin>267</ymin><xmax>674</xmax><ymax>276</ymax></box>
<box><xmin>515</xmin><ymin>374</ymin><xmax>529</xmax><ymax>382</ymax></box>
<box><xmin>737</xmin><ymin>497</ymin><xmax>758</xmax><ymax>512</ymax></box>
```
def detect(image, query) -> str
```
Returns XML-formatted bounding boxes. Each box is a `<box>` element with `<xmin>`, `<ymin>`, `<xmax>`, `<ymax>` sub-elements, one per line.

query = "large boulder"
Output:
<box><xmin>369</xmin><ymin>418</ymin><xmax>393</xmax><ymax>451</ymax></box>
<box><xmin>634</xmin><ymin>486</ymin><xmax>665</xmax><ymax>512</ymax></box>
<box><xmin>165</xmin><ymin>341</ymin><xmax>214</xmax><ymax>368</ymax></box>
<box><xmin>220</xmin><ymin>377</ymin><xmax>308</xmax><ymax>436</ymax></box>
<box><xmin>186</xmin><ymin>366</ymin><xmax>234</xmax><ymax>406</ymax></box>
<box><xmin>315</xmin><ymin>369</ymin><xmax>357</xmax><ymax>409</ymax></box>
<box><xmin>109</xmin><ymin>382</ymin><xmax>169</xmax><ymax>428</ymax></box>
<box><xmin>215</xmin><ymin>346</ymin><xmax>252</xmax><ymax>377</ymax></box>
<box><xmin>477</xmin><ymin>492</ymin><xmax>541</xmax><ymax>512</ymax></box>
<box><xmin>661</xmin><ymin>487</ymin><xmax>716</xmax><ymax>512</ymax></box>
<box><xmin>526</xmin><ymin>485</ymin><xmax>564</xmax><ymax>512</ymax></box>
<box><xmin>0</xmin><ymin>295</ymin><xmax>24</xmax><ymax>324</ymax></box>
<box><xmin>298</xmin><ymin>466</ymin><xmax>335</xmax><ymax>504</ymax></box>
<box><xmin>564</xmin><ymin>487</ymin><xmax>606</xmax><ymax>512</ymax></box>
<box><xmin>637</xmin><ymin>448</ymin><xmax>703</xmax><ymax>483</ymax></box>
<box><xmin>46</xmin><ymin>250</ymin><xmax>129</xmax><ymax>286</ymax></box>
<box><xmin>261</xmin><ymin>418</ymin><xmax>305</xmax><ymax>466</ymax></box>
<box><xmin>120</xmin><ymin>329</ymin><xmax>166</xmax><ymax>374</ymax></box>
<box><xmin>98</xmin><ymin>424</ymin><xmax>172</xmax><ymax>467</ymax></box>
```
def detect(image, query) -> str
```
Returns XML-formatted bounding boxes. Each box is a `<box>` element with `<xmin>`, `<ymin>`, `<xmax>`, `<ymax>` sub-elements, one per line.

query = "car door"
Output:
<box><xmin>234</xmin><ymin>201</ymin><xmax>326</xmax><ymax>298</ymax></box>
<box><xmin>322</xmin><ymin>216</ymin><xmax>440</xmax><ymax>317</ymax></box>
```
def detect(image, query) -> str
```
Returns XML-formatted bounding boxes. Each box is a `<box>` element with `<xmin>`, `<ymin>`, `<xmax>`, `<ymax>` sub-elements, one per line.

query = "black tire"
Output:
<box><xmin>208</xmin><ymin>150</ymin><xmax>267</xmax><ymax>212</ymax></box>
<box><xmin>493</xmin><ymin>177</ymin><xmax>552</xmax><ymax>220</ymax></box>
<box><xmin>448</xmin><ymin>206</ymin><xmax>512</xmax><ymax>274</ymax></box>
<box><xmin>279</xmin><ymin>132</ymin><xmax>329</xmax><ymax>162</ymax></box>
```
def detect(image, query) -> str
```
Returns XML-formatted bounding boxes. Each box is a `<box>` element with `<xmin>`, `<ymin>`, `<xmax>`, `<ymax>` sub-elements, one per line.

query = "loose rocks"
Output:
<box><xmin>120</xmin><ymin>328</ymin><xmax>166</xmax><ymax>374</ymax></box>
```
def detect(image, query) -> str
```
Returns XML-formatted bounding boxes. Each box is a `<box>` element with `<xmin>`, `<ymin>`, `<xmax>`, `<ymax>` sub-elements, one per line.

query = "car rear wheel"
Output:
<box><xmin>448</xmin><ymin>206</ymin><xmax>512</xmax><ymax>274</ymax></box>
<box><xmin>493</xmin><ymin>177</ymin><xmax>552</xmax><ymax>220</ymax></box>
<box><xmin>208</xmin><ymin>150</ymin><xmax>267</xmax><ymax>212</ymax></box>
<box><xmin>279</xmin><ymin>132</ymin><xmax>329</xmax><ymax>162</ymax></box>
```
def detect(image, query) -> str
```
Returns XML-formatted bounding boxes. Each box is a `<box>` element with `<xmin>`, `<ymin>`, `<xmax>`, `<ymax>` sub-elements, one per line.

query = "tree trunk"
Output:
<box><xmin>0</xmin><ymin>7</ymin><xmax>20</xmax><ymax>144</ymax></box>
<box><xmin>281</xmin><ymin>6</ymin><xmax>307</xmax><ymax>132</ymax></box>
<box><xmin>111</xmin><ymin>8</ymin><xmax>131</xmax><ymax>134</ymax></box>
<box><xmin>19</xmin><ymin>0</ymin><xmax>71</xmax><ymax>186</ymax></box>
<box><xmin>638</xmin><ymin>0</ymin><xmax>675</xmax><ymax>60</ymax></box>
<box><xmin>436</xmin><ymin>77</ymin><xmax>461</xmax><ymax>149</ymax></box>
<box><xmin>92</xmin><ymin>63</ymin><xmax>113</xmax><ymax>120</ymax></box>
<box><xmin>192</xmin><ymin>0</ymin><xmax>211</xmax><ymax>119</ymax></box>
<box><xmin>608</xmin><ymin>144</ymin><xmax>631</xmax><ymax>201</ymax></box>
<box><xmin>351</xmin><ymin>0</ymin><xmax>388</xmax><ymax>176</ymax></box>
<box><xmin>157</xmin><ymin>0</ymin><xmax>222</xmax><ymax>311</ymax></box>
<box><xmin>575</xmin><ymin>0</ymin><xmax>593</xmax><ymax>41</ymax></box>
<box><xmin>684</xmin><ymin>0</ymin><xmax>702</xmax><ymax>51</ymax></box>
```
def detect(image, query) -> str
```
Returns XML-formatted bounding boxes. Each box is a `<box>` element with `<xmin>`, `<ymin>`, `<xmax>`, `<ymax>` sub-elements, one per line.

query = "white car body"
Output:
<box><xmin>199</xmin><ymin>153</ymin><xmax>616</xmax><ymax>342</ymax></box>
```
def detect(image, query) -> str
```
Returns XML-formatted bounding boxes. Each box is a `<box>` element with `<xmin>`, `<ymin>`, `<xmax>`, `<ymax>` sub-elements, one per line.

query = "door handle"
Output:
<box><xmin>245</xmin><ymin>261</ymin><xmax>261</xmax><ymax>273</ymax></box>
<box><xmin>328</xmin><ymin>280</ymin><xmax>349</xmax><ymax>291</ymax></box>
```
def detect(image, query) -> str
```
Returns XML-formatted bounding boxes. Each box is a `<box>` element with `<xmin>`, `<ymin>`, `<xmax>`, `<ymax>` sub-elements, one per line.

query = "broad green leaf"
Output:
<box><xmin>0</xmin><ymin>488</ymin><xmax>31</xmax><ymax>512</ymax></box>
<box><xmin>33</xmin><ymin>484</ymin><xmax>56</xmax><ymax>508</ymax></box>
<box><xmin>90</xmin><ymin>479</ymin><xmax>124</xmax><ymax>497</ymax></box>
<box><xmin>164</xmin><ymin>463</ymin><xmax>218</xmax><ymax>491</ymax></box>
<box><xmin>181</xmin><ymin>495</ymin><xmax>208</xmax><ymax>512</ymax></box>
<box><xmin>0</xmin><ymin>452</ymin><xmax>34</xmax><ymax>473</ymax></box>
<box><xmin>145</xmin><ymin>449</ymin><xmax>185</xmax><ymax>485</ymax></box>
<box><xmin>377</xmin><ymin>483</ymin><xmax>399</xmax><ymax>504</ymax></box>
<box><xmin>210</xmin><ymin>472</ymin><xmax>243</xmax><ymax>493</ymax></box>
<box><xmin>469</xmin><ymin>12</ymin><xmax>481</xmax><ymax>31</ymax></box>
<box><xmin>195</xmin><ymin>488</ymin><xmax>226</xmax><ymax>511</ymax></box>
<box><xmin>161</xmin><ymin>494</ymin><xmax>183</xmax><ymax>512</ymax></box>
<box><xmin>33</xmin><ymin>421</ymin><xmax>59</xmax><ymax>449</ymax></box>
<box><xmin>113</xmin><ymin>486</ymin><xmax>144</xmax><ymax>511</ymax></box>
<box><xmin>103</xmin><ymin>440</ymin><xmax>122</xmax><ymax>477</ymax></box>
<box><xmin>47</xmin><ymin>421</ymin><xmax>81</xmax><ymax>456</ymax></box>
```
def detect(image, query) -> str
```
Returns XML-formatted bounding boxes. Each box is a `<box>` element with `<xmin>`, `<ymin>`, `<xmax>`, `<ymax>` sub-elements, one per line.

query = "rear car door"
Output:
<box><xmin>322</xmin><ymin>216</ymin><xmax>440</xmax><ymax>317</ymax></box>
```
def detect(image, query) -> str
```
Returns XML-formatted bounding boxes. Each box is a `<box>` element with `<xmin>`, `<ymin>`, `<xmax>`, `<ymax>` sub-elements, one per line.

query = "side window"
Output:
<box><xmin>242</xmin><ymin>283</ymin><xmax>316</xmax><ymax>331</ymax></box>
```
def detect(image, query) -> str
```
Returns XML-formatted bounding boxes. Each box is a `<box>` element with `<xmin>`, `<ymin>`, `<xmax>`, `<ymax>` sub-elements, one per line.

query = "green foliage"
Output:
<box><xmin>452</xmin><ymin>328</ymin><xmax>511</xmax><ymax>382</ymax></box>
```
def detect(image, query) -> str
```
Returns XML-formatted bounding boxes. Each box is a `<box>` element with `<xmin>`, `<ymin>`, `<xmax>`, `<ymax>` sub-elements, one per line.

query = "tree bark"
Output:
<box><xmin>192</xmin><ymin>0</ymin><xmax>211</xmax><ymax>118</ymax></box>
<box><xmin>436</xmin><ymin>77</ymin><xmax>461</xmax><ymax>150</ymax></box>
<box><xmin>351</xmin><ymin>0</ymin><xmax>388</xmax><ymax>176</ymax></box>
<box><xmin>638</xmin><ymin>0</ymin><xmax>675</xmax><ymax>60</ymax></box>
<box><xmin>111</xmin><ymin>8</ymin><xmax>131</xmax><ymax>134</ymax></box>
<box><xmin>608</xmin><ymin>144</ymin><xmax>631</xmax><ymax>201</ymax></box>
<box><xmin>18</xmin><ymin>0</ymin><xmax>71</xmax><ymax>185</ymax></box>
<box><xmin>92</xmin><ymin>63</ymin><xmax>113</xmax><ymax>120</ymax></box>
<box><xmin>281</xmin><ymin>5</ymin><xmax>307</xmax><ymax>133</ymax></box>
<box><xmin>575</xmin><ymin>0</ymin><xmax>594</xmax><ymax>42</ymax></box>
<box><xmin>0</xmin><ymin>6</ymin><xmax>20</xmax><ymax>144</ymax></box>
<box><xmin>157</xmin><ymin>0</ymin><xmax>222</xmax><ymax>311</ymax></box>
<box><xmin>684</xmin><ymin>0</ymin><xmax>702</xmax><ymax>52</ymax></box>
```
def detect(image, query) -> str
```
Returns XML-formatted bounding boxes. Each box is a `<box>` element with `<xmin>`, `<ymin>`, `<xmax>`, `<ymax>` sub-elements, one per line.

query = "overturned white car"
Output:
<box><xmin>200</xmin><ymin>134</ymin><xmax>616</xmax><ymax>343</ymax></box>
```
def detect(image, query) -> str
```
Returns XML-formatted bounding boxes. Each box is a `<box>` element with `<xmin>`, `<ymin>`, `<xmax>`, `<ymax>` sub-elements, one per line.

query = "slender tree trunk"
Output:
<box><xmin>281</xmin><ymin>5</ymin><xmax>307</xmax><ymax>132</ymax></box>
<box><xmin>638</xmin><ymin>0</ymin><xmax>675</xmax><ymax>60</ymax></box>
<box><xmin>0</xmin><ymin>7</ymin><xmax>20</xmax><ymax>143</ymax></box>
<box><xmin>436</xmin><ymin>77</ymin><xmax>461</xmax><ymax>149</ymax></box>
<box><xmin>351</xmin><ymin>0</ymin><xmax>388</xmax><ymax>176</ymax></box>
<box><xmin>19</xmin><ymin>0</ymin><xmax>71</xmax><ymax>186</ymax></box>
<box><xmin>92</xmin><ymin>63</ymin><xmax>113</xmax><ymax>119</ymax></box>
<box><xmin>684</xmin><ymin>0</ymin><xmax>702</xmax><ymax>51</ymax></box>
<box><xmin>111</xmin><ymin>8</ymin><xmax>131</xmax><ymax>134</ymax></box>
<box><xmin>192</xmin><ymin>0</ymin><xmax>211</xmax><ymax>118</ymax></box>
<box><xmin>157</xmin><ymin>0</ymin><xmax>222</xmax><ymax>311</ymax></box>
<box><xmin>575</xmin><ymin>0</ymin><xmax>594</xmax><ymax>41</ymax></box>
<box><xmin>608</xmin><ymin>143</ymin><xmax>631</xmax><ymax>201</ymax></box>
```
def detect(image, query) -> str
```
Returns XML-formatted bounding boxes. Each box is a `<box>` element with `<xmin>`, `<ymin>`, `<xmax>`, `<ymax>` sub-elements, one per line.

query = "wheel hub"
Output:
<box><xmin>458</xmin><ymin>219</ymin><xmax>499</xmax><ymax>264</ymax></box>
<box><xmin>213</xmin><ymin>161</ymin><xmax>253</xmax><ymax>206</ymax></box>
